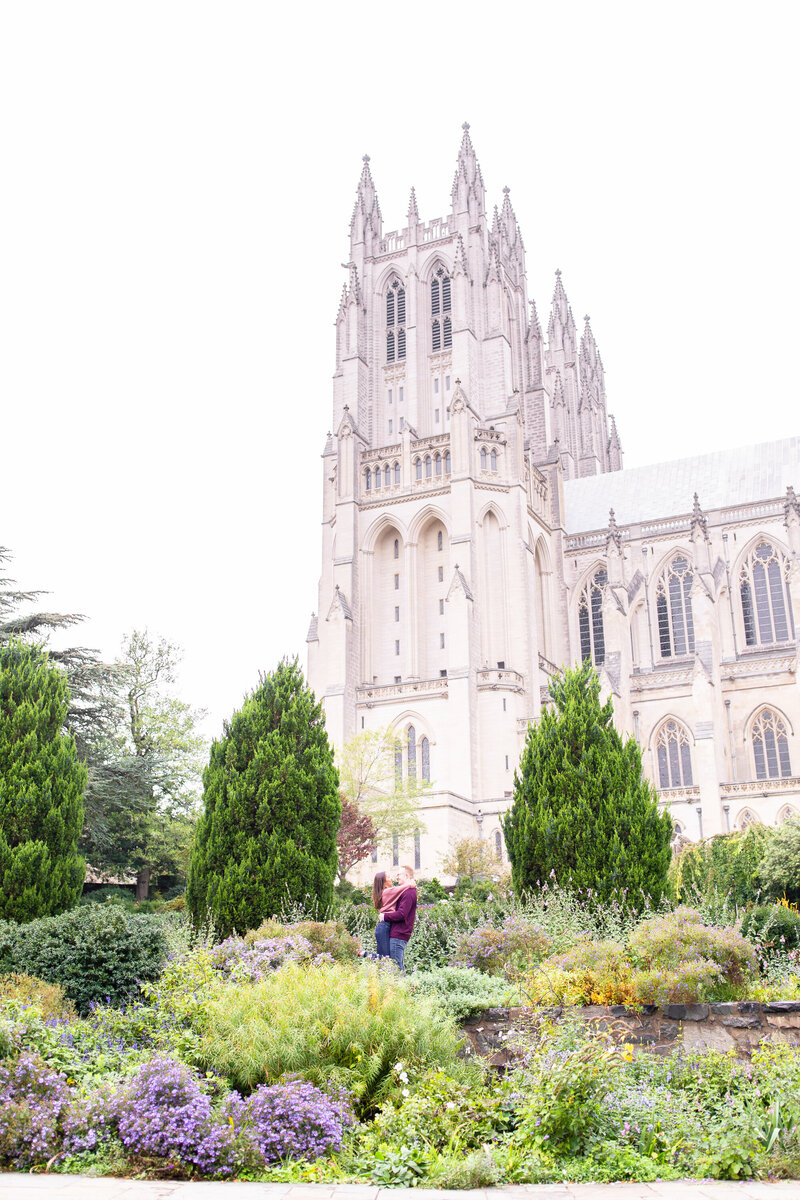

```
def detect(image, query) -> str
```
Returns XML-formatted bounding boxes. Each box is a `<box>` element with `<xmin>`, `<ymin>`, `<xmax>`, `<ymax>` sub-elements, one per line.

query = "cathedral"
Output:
<box><xmin>308</xmin><ymin>125</ymin><xmax>800</xmax><ymax>876</ymax></box>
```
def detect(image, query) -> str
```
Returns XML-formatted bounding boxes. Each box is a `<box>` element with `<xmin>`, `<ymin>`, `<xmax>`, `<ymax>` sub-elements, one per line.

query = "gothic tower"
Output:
<box><xmin>308</xmin><ymin>127</ymin><xmax>622</xmax><ymax>873</ymax></box>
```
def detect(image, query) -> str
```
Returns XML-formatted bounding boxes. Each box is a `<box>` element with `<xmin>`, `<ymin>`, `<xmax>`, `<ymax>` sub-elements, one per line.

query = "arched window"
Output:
<box><xmin>778</xmin><ymin>805</ymin><xmax>798</xmax><ymax>824</ymax></box>
<box><xmin>415</xmin><ymin>458</ymin><xmax>422</xmax><ymax>481</ymax></box>
<box><xmin>480</xmin><ymin>447</ymin><xmax>487</xmax><ymax>470</ymax></box>
<box><xmin>386</xmin><ymin>279</ymin><xmax>406</xmax><ymax>362</ymax></box>
<box><xmin>394</xmin><ymin>462</ymin><xmax>400</xmax><ymax>484</ymax></box>
<box><xmin>374</xmin><ymin>466</ymin><xmax>381</xmax><ymax>489</ymax></box>
<box><xmin>490</xmin><ymin>449</ymin><xmax>497</xmax><ymax>472</ymax></box>
<box><xmin>656</xmin><ymin>555</ymin><xmax>695</xmax><ymax>657</ymax></box>
<box><xmin>421</xmin><ymin>737</ymin><xmax>430</xmax><ymax>782</ymax></box>
<box><xmin>431</xmin><ymin>266</ymin><xmax>452</xmax><ymax>352</ymax></box>
<box><xmin>445</xmin><ymin>451</ymin><xmax>451</xmax><ymax>474</ymax></box>
<box><xmin>495</xmin><ymin>830</ymin><xmax>502</xmax><ymax>862</ymax></box>
<box><xmin>437</xmin><ymin>530</ymin><xmax>443</xmax><ymax>551</ymax></box>
<box><xmin>407</xmin><ymin>725</ymin><xmax>417</xmax><ymax>780</ymax></box>
<box><xmin>384</xmin><ymin>463</ymin><xmax>390</xmax><ymax>487</ymax></box>
<box><xmin>365</xmin><ymin>470</ymin><xmax>372</xmax><ymax>492</ymax></box>
<box><xmin>425</xmin><ymin>455</ymin><xmax>432</xmax><ymax>479</ymax></box>
<box><xmin>751</xmin><ymin>708</ymin><xmax>792</xmax><ymax>780</ymax></box>
<box><xmin>737</xmin><ymin>808</ymin><xmax>759</xmax><ymax>831</ymax></box>
<box><xmin>655</xmin><ymin>719</ymin><xmax>693</xmax><ymax>789</ymax></box>
<box><xmin>435</xmin><ymin>453</ymin><xmax>442</xmax><ymax>477</ymax></box>
<box><xmin>740</xmin><ymin>542</ymin><xmax>795</xmax><ymax>645</ymax></box>
<box><xmin>578</xmin><ymin>568</ymin><xmax>607</xmax><ymax>665</ymax></box>
<box><xmin>394</xmin><ymin>538</ymin><xmax>400</xmax><ymax>560</ymax></box>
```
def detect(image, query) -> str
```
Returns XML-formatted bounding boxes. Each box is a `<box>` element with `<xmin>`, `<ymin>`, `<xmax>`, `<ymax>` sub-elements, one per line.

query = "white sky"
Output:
<box><xmin>1</xmin><ymin>1</ymin><xmax>797</xmax><ymax>741</ymax></box>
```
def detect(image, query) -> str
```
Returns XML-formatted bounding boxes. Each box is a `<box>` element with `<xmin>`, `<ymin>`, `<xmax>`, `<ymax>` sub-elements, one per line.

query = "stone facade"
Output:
<box><xmin>308</xmin><ymin>126</ymin><xmax>800</xmax><ymax>879</ymax></box>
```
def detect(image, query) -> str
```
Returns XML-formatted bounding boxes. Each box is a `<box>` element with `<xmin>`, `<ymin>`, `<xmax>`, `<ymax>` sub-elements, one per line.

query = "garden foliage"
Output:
<box><xmin>502</xmin><ymin>663</ymin><xmax>672</xmax><ymax>906</ymax></box>
<box><xmin>757</xmin><ymin>817</ymin><xmax>800</xmax><ymax>904</ymax></box>
<box><xmin>0</xmin><ymin>641</ymin><xmax>86</xmax><ymax>921</ymax></box>
<box><xmin>187</xmin><ymin>659</ymin><xmax>340</xmax><ymax>935</ymax></box>
<box><xmin>670</xmin><ymin>825</ymin><xmax>771</xmax><ymax>908</ymax></box>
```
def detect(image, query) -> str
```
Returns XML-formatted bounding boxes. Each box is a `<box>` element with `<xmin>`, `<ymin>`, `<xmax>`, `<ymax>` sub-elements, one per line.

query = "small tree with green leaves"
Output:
<box><xmin>337</xmin><ymin>726</ymin><xmax>428</xmax><ymax>862</ymax></box>
<box><xmin>0</xmin><ymin>641</ymin><xmax>87</xmax><ymax>921</ymax></box>
<box><xmin>187</xmin><ymin>658</ymin><xmax>340</xmax><ymax>935</ymax></box>
<box><xmin>502</xmin><ymin>662</ymin><xmax>672</xmax><ymax>907</ymax></box>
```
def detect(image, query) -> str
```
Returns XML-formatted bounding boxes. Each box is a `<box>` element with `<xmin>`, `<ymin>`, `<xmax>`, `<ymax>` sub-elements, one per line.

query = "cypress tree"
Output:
<box><xmin>0</xmin><ymin>641</ymin><xmax>87</xmax><ymax>921</ymax></box>
<box><xmin>187</xmin><ymin>658</ymin><xmax>340</xmax><ymax>935</ymax></box>
<box><xmin>502</xmin><ymin>662</ymin><xmax>672</xmax><ymax>906</ymax></box>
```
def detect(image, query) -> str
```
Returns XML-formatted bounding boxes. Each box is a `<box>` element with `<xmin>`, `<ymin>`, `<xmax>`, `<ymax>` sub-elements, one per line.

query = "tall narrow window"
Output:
<box><xmin>415</xmin><ymin>458</ymin><xmax>422</xmax><ymax>481</ymax></box>
<box><xmin>386</xmin><ymin>278</ymin><xmax>406</xmax><ymax>362</ymax></box>
<box><xmin>365</xmin><ymin>470</ymin><xmax>371</xmax><ymax>491</ymax></box>
<box><xmin>425</xmin><ymin>455</ymin><xmax>432</xmax><ymax>479</ymax></box>
<box><xmin>437</xmin><ymin>530</ymin><xmax>443</xmax><ymax>551</ymax></box>
<box><xmin>394</xmin><ymin>538</ymin><xmax>399</xmax><ymax>560</ymax></box>
<box><xmin>435</xmin><ymin>453</ymin><xmax>442</xmax><ymax>477</ymax></box>
<box><xmin>578</xmin><ymin>568</ymin><xmax>607</xmax><ymax>666</ymax></box>
<box><xmin>421</xmin><ymin>737</ymin><xmax>430</xmax><ymax>782</ymax></box>
<box><xmin>655</xmin><ymin>719</ymin><xmax>693</xmax><ymax>788</ymax></box>
<box><xmin>480</xmin><ymin>447</ymin><xmax>487</xmax><ymax>470</ymax></box>
<box><xmin>394</xmin><ymin>606</ymin><xmax>399</xmax><ymax>622</ymax></box>
<box><xmin>394</xmin><ymin>743</ymin><xmax>403</xmax><ymax>785</ymax></box>
<box><xmin>740</xmin><ymin>542</ymin><xmax>794</xmax><ymax>645</ymax></box>
<box><xmin>407</xmin><ymin>725</ymin><xmax>417</xmax><ymax>781</ymax></box>
<box><xmin>394</xmin><ymin>573</ymin><xmax>399</xmax><ymax>589</ymax></box>
<box><xmin>431</xmin><ymin>266</ymin><xmax>452</xmax><ymax>352</ymax></box>
<box><xmin>384</xmin><ymin>464</ymin><xmax>390</xmax><ymax>487</ymax></box>
<box><xmin>752</xmin><ymin>709</ymin><xmax>792</xmax><ymax>780</ymax></box>
<box><xmin>374</xmin><ymin>466</ymin><xmax>381</xmax><ymax>489</ymax></box>
<box><xmin>490</xmin><ymin>449</ymin><xmax>497</xmax><ymax>472</ymax></box>
<box><xmin>445</xmin><ymin>451</ymin><xmax>451</xmax><ymax>473</ymax></box>
<box><xmin>394</xmin><ymin>462</ymin><xmax>400</xmax><ymax>484</ymax></box>
<box><xmin>656</xmin><ymin>555</ymin><xmax>696</xmax><ymax>657</ymax></box>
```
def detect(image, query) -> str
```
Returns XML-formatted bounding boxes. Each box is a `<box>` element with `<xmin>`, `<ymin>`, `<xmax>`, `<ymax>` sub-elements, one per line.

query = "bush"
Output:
<box><xmin>742</xmin><ymin>903</ymin><xmax>800</xmax><ymax>952</ymax></box>
<box><xmin>0</xmin><ymin>1052</ymin><xmax>72</xmax><ymax>1167</ymax></box>
<box><xmin>245</xmin><ymin>918</ymin><xmax>358</xmax><ymax>963</ymax></box>
<box><xmin>670</xmin><ymin>826</ymin><xmax>771</xmax><ymax>908</ymax></box>
<box><xmin>197</xmin><ymin>961</ymin><xmax>464</xmax><ymax>1117</ymax></box>
<box><xmin>0</xmin><ymin>904</ymin><xmax>168</xmax><ymax>1014</ymax></box>
<box><xmin>231</xmin><ymin>1079</ymin><xmax>353</xmax><ymax>1163</ymax></box>
<box><xmin>408</xmin><ymin>967</ymin><xmax>516</xmax><ymax>1022</ymax></box>
<box><xmin>453</xmin><ymin>917</ymin><xmax>552</xmax><ymax>975</ymax></box>
<box><xmin>527</xmin><ymin>941</ymin><xmax>635</xmax><ymax>1006</ymax></box>
<box><xmin>757</xmin><ymin>818</ymin><xmax>800</xmax><ymax>905</ymax></box>
<box><xmin>0</xmin><ymin>973</ymin><xmax>74</xmax><ymax>1019</ymax></box>
<box><xmin>627</xmin><ymin>907</ymin><xmax>757</xmax><ymax>991</ymax></box>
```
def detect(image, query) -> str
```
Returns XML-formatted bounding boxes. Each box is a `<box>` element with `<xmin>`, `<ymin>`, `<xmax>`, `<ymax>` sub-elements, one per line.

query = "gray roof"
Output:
<box><xmin>563</xmin><ymin>437</ymin><xmax>800</xmax><ymax>534</ymax></box>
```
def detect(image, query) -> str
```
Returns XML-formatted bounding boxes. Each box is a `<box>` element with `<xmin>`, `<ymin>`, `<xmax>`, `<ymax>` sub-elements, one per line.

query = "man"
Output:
<box><xmin>381</xmin><ymin>863</ymin><xmax>418</xmax><ymax>970</ymax></box>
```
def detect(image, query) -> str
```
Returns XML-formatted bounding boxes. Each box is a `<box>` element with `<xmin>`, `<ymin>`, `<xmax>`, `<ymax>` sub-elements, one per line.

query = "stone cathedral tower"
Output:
<box><xmin>308</xmin><ymin>127</ymin><xmax>622</xmax><ymax>871</ymax></box>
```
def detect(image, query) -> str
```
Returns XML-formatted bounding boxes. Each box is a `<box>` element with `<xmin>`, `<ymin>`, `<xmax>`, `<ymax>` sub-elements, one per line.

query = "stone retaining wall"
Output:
<box><xmin>462</xmin><ymin>1001</ymin><xmax>800</xmax><ymax>1065</ymax></box>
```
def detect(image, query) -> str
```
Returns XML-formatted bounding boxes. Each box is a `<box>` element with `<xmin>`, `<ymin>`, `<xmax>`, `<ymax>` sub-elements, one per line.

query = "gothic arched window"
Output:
<box><xmin>374</xmin><ymin>466</ymin><xmax>381</xmax><ymax>489</ymax></box>
<box><xmin>415</xmin><ymin>457</ymin><xmax>422</xmax><ymax>481</ymax></box>
<box><xmin>407</xmin><ymin>725</ymin><xmax>417</xmax><ymax>780</ymax></box>
<box><xmin>578</xmin><ymin>568</ymin><xmax>607</xmax><ymax>666</ymax></box>
<box><xmin>365</xmin><ymin>470</ymin><xmax>372</xmax><ymax>492</ymax></box>
<box><xmin>421</xmin><ymin>737</ymin><xmax>430</xmax><ymax>782</ymax></box>
<box><xmin>490</xmin><ymin>449</ymin><xmax>497</xmax><ymax>472</ymax></box>
<box><xmin>437</xmin><ymin>530</ymin><xmax>443</xmax><ymax>551</ymax></box>
<box><xmin>656</xmin><ymin>555</ymin><xmax>695</xmax><ymax>657</ymax></box>
<box><xmin>740</xmin><ymin>542</ymin><xmax>795</xmax><ymax>646</ymax></box>
<box><xmin>445</xmin><ymin>450</ymin><xmax>451</xmax><ymax>474</ymax></box>
<box><xmin>655</xmin><ymin>719</ymin><xmax>693</xmax><ymax>789</ymax></box>
<box><xmin>480</xmin><ymin>447</ymin><xmax>487</xmax><ymax>470</ymax></box>
<box><xmin>394</xmin><ymin>462</ymin><xmax>400</xmax><ymax>484</ymax></box>
<box><xmin>435</xmin><ymin>453</ymin><xmax>442</xmax><ymax>477</ymax></box>
<box><xmin>425</xmin><ymin>455</ymin><xmax>432</xmax><ymax>479</ymax></box>
<box><xmin>431</xmin><ymin>266</ymin><xmax>452</xmax><ymax>352</ymax></box>
<box><xmin>394</xmin><ymin>538</ymin><xmax>400</xmax><ymax>560</ymax></box>
<box><xmin>386</xmin><ymin>278</ymin><xmax>406</xmax><ymax>363</ymax></box>
<box><xmin>384</xmin><ymin>463</ymin><xmax>390</xmax><ymax>487</ymax></box>
<box><xmin>751</xmin><ymin>708</ymin><xmax>792</xmax><ymax>780</ymax></box>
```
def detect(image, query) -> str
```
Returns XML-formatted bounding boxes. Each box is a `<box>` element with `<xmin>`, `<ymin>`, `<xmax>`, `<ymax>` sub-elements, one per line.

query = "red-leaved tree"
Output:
<box><xmin>337</xmin><ymin>795</ymin><xmax>378</xmax><ymax>881</ymax></box>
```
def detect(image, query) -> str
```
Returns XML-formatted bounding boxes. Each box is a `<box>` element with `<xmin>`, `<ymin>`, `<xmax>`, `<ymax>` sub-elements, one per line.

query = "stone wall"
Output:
<box><xmin>463</xmin><ymin>1001</ymin><xmax>800</xmax><ymax>1065</ymax></box>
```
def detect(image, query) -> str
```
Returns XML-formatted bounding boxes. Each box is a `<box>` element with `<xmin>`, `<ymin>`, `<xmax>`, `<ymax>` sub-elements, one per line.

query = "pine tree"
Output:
<box><xmin>502</xmin><ymin>662</ymin><xmax>672</xmax><ymax>906</ymax></box>
<box><xmin>0</xmin><ymin>641</ymin><xmax>87</xmax><ymax>921</ymax></box>
<box><xmin>187</xmin><ymin>658</ymin><xmax>340</xmax><ymax>935</ymax></box>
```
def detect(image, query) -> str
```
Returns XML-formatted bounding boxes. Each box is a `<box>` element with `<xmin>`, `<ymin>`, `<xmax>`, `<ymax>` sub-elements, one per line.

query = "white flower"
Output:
<box><xmin>401</xmin><ymin>1088</ymin><xmax>410</xmax><ymax>1097</ymax></box>
<box><xmin>394</xmin><ymin>1061</ymin><xmax>405</xmax><ymax>1072</ymax></box>
<box><xmin>446</xmin><ymin>1101</ymin><xmax>456</xmax><ymax>1110</ymax></box>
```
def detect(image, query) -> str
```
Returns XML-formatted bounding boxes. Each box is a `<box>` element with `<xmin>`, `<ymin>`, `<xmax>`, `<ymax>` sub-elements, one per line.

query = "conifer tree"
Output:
<box><xmin>187</xmin><ymin>659</ymin><xmax>340</xmax><ymax>935</ymax></box>
<box><xmin>502</xmin><ymin>662</ymin><xmax>672</xmax><ymax>906</ymax></box>
<box><xmin>0</xmin><ymin>642</ymin><xmax>87</xmax><ymax>921</ymax></box>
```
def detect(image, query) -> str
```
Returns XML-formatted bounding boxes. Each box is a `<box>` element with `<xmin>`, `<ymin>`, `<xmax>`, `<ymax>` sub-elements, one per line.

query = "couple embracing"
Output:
<box><xmin>371</xmin><ymin>864</ymin><xmax>418</xmax><ymax>970</ymax></box>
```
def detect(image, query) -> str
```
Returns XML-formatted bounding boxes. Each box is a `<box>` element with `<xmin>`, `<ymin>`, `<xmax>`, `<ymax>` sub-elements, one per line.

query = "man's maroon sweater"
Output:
<box><xmin>382</xmin><ymin>886</ymin><xmax>418</xmax><ymax>942</ymax></box>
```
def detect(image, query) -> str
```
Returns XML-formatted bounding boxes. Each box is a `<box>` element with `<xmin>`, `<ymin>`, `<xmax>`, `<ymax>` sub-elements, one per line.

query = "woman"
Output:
<box><xmin>371</xmin><ymin>870</ymin><xmax>414</xmax><ymax>958</ymax></box>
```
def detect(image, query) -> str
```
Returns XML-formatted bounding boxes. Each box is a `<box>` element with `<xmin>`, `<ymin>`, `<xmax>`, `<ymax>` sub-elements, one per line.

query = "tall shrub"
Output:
<box><xmin>670</xmin><ymin>825</ymin><xmax>771</xmax><ymax>908</ymax></box>
<box><xmin>0</xmin><ymin>642</ymin><xmax>86</xmax><ymax>921</ymax></box>
<box><xmin>502</xmin><ymin>662</ymin><xmax>672</xmax><ymax>906</ymax></box>
<box><xmin>187</xmin><ymin>659</ymin><xmax>340</xmax><ymax>935</ymax></box>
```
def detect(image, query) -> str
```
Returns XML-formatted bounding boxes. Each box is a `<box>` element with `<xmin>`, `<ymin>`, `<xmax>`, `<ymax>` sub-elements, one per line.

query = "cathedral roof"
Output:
<box><xmin>563</xmin><ymin>436</ymin><xmax>800</xmax><ymax>534</ymax></box>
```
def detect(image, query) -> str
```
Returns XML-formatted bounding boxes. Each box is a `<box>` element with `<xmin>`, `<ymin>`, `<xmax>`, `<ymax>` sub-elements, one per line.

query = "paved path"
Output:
<box><xmin>1</xmin><ymin>1175</ymin><xmax>799</xmax><ymax>1200</ymax></box>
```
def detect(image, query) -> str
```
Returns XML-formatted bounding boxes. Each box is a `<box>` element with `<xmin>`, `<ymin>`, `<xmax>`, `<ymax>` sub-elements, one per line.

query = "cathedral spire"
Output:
<box><xmin>547</xmin><ymin>269</ymin><xmax>577</xmax><ymax>354</ymax></box>
<box><xmin>453</xmin><ymin>232</ymin><xmax>469</xmax><ymax>276</ymax></box>
<box><xmin>350</xmin><ymin>154</ymin><xmax>383</xmax><ymax>249</ymax></box>
<box><xmin>407</xmin><ymin>186</ymin><xmax>419</xmax><ymax>224</ymax></box>
<box><xmin>451</xmin><ymin>121</ymin><xmax>486</xmax><ymax>220</ymax></box>
<box><xmin>690</xmin><ymin>492</ymin><xmax>710</xmax><ymax>543</ymax></box>
<box><xmin>608</xmin><ymin>413</ymin><xmax>623</xmax><ymax>471</ymax></box>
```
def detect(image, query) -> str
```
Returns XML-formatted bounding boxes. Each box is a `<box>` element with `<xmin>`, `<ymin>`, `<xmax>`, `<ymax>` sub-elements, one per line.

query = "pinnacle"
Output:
<box><xmin>407</xmin><ymin>186</ymin><xmax>419</xmax><ymax>221</ymax></box>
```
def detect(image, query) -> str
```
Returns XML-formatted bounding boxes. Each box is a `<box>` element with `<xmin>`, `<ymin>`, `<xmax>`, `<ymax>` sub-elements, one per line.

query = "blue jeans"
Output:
<box><xmin>389</xmin><ymin>937</ymin><xmax>407</xmax><ymax>971</ymax></box>
<box><xmin>375</xmin><ymin>920</ymin><xmax>391</xmax><ymax>957</ymax></box>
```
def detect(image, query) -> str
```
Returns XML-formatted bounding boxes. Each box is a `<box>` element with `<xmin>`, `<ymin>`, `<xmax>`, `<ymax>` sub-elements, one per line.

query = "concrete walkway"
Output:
<box><xmin>1</xmin><ymin>1175</ymin><xmax>799</xmax><ymax>1199</ymax></box>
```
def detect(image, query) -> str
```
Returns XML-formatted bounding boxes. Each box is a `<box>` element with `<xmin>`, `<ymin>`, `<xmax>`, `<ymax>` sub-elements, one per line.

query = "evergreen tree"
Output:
<box><xmin>187</xmin><ymin>658</ymin><xmax>340</xmax><ymax>935</ymax></box>
<box><xmin>0</xmin><ymin>641</ymin><xmax>87</xmax><ymax>921</ymax></box>
<box><xmin>502</xmin><ymin>662</ymin><xmax>672</xmax><ymax>906</ymax></box>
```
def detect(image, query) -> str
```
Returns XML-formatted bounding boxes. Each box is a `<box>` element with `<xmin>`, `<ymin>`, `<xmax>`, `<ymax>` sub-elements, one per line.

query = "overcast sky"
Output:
<box><xmin>1</xmin><ymin>1</ymin><xmax>797</xmax><ymax>741</ymax></box>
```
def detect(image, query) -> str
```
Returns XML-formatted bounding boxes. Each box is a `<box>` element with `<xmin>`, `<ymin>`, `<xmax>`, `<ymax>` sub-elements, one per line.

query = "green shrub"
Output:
<box><xmin>527</xmin><ymin>940</ymin><xmax>635</xmax><ymax>1006</ymax></box>
<box><xmin>0</xmin><ymin>905</ymin><xmax>168</xmax><ymax>1014</ymax></box>
<box><xmin>670</xmin><ymin>826</ymin><xmax>772</xmax><ymax>908</ymax></box>
<box><xmin>453</xmin><ymin>917</ymin><xmax>552</xmax><ymax>975</ymax></box>
<box><xmin>742</xmin><ymin>903</ymin><xmax>800</xmax><ymax>951</ymax></box>
<box><xmin>757</xmin><ymin>818</ymin><xmax>800</xmax><ymax>905</ymax></box>
<box><xmin>408</xmin><ymin>967</ymin><xmax>516</xmax><ymax>1021</ymax></box>
<box><xmin>627</xmin><ymin>906</ymin><xmax>757</xmax><ymax>988</ymax></box>
<box><xmin>197</xmin><ymin>961</ymin><xmax>463</xmax><ymax>1117</ymax></box>
<box><xmin>245</xmin><ymin>918</ymin><xmax>358</xmax><ymax>963</ymax></box>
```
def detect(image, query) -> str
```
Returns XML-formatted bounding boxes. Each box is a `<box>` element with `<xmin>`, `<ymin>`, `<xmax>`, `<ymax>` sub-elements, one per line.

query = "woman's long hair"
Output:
<box><xmin>372</xmin><ymin>870</ymin><xmax>388</xmax><ymax>911</ymax></box>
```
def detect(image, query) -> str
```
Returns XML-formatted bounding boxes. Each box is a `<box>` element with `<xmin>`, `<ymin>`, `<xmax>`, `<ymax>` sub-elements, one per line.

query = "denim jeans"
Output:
<box><xmin>389</xmin><ymin>937</ymin><xmax>407</xmax><ymax>971</ymax></box>
<box><xmin>375</xmin><ymin>920</ymin><xmax>391</xmax><ymax>958</ymax></box>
